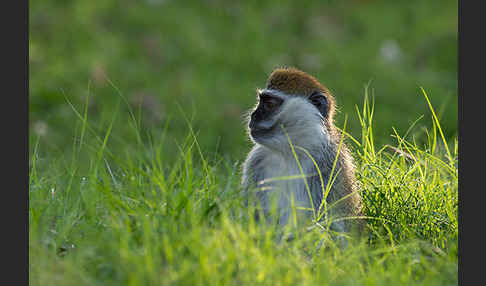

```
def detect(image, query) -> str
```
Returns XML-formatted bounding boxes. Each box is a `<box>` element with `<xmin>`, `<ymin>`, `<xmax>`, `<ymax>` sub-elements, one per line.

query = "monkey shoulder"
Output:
<box><xmin>244</xmin><ymin>144</ymin><xmax>270</xmax><ymax>173</ymax></box>
<box><xmin>242</xmin><ymin>145</ymin><xmax>284</xmax><ymax>186</ymax></box>
<box><xmin>242</xmin><ymin>145</ymin><xmax>265</xmax><ymax>187</ymax></box>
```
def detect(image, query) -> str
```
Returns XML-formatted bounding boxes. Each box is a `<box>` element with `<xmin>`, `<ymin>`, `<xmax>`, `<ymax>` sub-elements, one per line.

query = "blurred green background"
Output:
<box><xmin>29</xmin><ymin>0</ymin><xmax>457</xmax><ymax>162</ymax></box>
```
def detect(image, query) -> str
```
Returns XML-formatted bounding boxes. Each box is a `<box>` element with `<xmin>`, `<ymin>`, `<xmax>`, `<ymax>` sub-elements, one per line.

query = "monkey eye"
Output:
<box><xmin>259</xmin><ymin>94</ymin><xmax>282</xmax><ymax>112</ymax></box>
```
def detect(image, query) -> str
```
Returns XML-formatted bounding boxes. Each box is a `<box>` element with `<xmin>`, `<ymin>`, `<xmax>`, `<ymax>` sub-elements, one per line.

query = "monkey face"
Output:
<box><xmin>248</xmin><ymin>91</ymin><xmax>284</xmax><ymax>140</ymax></box>
<box><xmin>248</xmin><ymin>89</ymin><xmax>331</xmax><ymax>153</ymax></box>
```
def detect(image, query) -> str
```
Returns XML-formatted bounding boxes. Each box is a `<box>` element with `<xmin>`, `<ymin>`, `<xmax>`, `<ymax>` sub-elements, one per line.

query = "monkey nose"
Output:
<box><xmin>249</xmin><ymin>119</ymin><xmax>257</xmax><ymax>130</ymax></box>
<box><xmin>248</xmin><ymin>113</ymin><xmax>259</xmax><ymax>129</ymax></box>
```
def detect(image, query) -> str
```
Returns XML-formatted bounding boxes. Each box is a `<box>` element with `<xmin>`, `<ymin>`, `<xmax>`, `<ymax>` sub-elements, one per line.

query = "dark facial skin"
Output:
<box><xmin>248</xmin><ymin>91</ymin><xmax>329</xmax><ymax>139</ymax></box>
<box><xmin>248</xmin><ymin>93</ymin><xmax>283</xmax><ymax>138</ymax></box>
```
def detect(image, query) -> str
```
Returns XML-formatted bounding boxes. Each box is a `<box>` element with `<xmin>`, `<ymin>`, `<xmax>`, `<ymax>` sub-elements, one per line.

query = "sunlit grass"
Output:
<box><xmin>29</xmin><ymin>86</ymin><xmax>457</xmax><ymax>285</ymax></box>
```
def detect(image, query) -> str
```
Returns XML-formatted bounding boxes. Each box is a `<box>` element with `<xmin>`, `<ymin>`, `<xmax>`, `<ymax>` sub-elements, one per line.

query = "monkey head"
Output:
<box><xmin>247</xmin><ymin>67</ymin><xmax>337</xmax><ymax>153</ymax></box>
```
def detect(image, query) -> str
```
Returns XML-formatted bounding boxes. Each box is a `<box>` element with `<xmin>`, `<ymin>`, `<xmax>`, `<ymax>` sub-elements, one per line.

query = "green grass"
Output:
<box><xmin>29</xmin><ymin>87</ymin><xmax>457</xmax><ymax>285</ymax></box>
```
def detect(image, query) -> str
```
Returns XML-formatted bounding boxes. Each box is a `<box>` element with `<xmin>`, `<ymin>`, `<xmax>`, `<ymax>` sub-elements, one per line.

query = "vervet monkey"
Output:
<box><xmin>241</xmin><ymin>67</ymin><xmax>363</xmax><ymax>234</ymax></box>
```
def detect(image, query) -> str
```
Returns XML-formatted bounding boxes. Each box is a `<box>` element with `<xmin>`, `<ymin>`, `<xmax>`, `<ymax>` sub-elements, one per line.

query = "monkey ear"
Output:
<box><xmin>309</xmin><ymin>92</ymin><xmax>328</xmax><ymax>118</ymax></box>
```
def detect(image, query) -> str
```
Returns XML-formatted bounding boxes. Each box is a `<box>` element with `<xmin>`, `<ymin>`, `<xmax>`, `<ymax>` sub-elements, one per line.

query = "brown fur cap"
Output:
<box><xmin>265</xmin><ymin>67</ymin><xmax>336</xmax><ymax>121</ymax></box>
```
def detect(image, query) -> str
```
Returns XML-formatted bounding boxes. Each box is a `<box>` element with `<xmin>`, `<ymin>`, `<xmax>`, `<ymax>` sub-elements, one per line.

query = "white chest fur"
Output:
<box><xmin>259</xmin><ymin>150</ymin><xmax>316</xmax><ymax>224</ymax></box>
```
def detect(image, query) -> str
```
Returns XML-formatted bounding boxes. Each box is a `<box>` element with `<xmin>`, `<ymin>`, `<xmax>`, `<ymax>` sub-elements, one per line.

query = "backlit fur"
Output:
<box><xmin>241</xmin><ymin>67</ymin><xmax>363</xmax><ymax>233</ymax></box>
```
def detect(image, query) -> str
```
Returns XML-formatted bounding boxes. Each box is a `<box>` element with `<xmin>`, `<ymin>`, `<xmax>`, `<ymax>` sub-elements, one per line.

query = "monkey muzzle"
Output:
<box><xmin>249</xmin><ymin>120</ymin><xmax>280</xmax><ymax>142</ymax></box>
<box><xmin>249</xmin><ymin>127</ymin><xmax>268</xmax><ymax>139</ymax></box>
<box><xmin>249</xmin><ymin>112</ymin><xmax>274</xmax><ymax>139</ymax></box>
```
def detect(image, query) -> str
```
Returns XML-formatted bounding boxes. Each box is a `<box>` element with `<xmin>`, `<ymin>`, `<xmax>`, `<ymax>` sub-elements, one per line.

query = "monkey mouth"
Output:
<box><xmin>250</xmin><ymin>127</ymin><xmax>269</xmax><ymax>139</ymax></box>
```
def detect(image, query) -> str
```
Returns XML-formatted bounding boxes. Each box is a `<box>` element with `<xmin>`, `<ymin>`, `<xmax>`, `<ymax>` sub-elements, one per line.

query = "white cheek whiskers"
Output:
<box><xmin>274</xmin><ymin>97</ymin><xmax>329</xmax><ymax>152</ymax></box>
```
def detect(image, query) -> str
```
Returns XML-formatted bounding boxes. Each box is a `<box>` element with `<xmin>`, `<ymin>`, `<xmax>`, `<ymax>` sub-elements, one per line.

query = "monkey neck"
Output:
<box><xmin>274</xmin><ymin>138</ymin><xmax>332</xmax><ymax>165</ymax></box>
<box><xmin>260</xmin><ymin>142</ymin><xmax>328</xmax><ymax>175</ymax></box>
